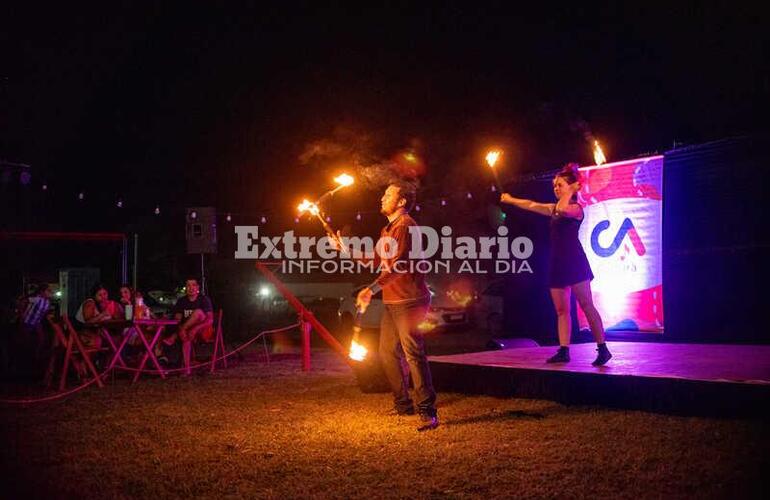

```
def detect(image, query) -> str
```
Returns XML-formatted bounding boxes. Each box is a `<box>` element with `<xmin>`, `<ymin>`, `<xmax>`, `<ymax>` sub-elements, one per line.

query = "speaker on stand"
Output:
<box><xmin>186</xmin><ymin>207</ymin><xmax>217</xmax><ymax>294</ymax></box>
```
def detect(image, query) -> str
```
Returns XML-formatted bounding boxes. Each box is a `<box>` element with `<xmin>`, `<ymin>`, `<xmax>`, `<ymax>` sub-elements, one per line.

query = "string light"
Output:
<box><xmin>23</xmin><ymin>176</ymin><xmax>571</xmax><ymax>220</ymax></box>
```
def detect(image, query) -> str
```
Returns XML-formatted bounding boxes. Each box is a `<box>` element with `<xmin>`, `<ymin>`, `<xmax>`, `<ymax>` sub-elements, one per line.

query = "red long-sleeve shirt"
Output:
<box><xmin>370</xmin><ymin>214</ymin><xmax>431</xmax><ymax>305</ymax></box>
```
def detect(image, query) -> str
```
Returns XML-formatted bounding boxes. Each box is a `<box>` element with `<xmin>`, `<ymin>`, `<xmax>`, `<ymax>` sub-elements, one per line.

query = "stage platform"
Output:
<box><xmin>428</xmin><ymin>342</ymin><xmax>770</xmax><ymax>416</ymax></box>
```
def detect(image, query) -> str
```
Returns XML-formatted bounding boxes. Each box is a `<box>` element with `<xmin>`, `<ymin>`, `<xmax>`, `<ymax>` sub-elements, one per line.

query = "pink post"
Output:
<box><xmin>301</xmin><ymin>317</ymin><xmax>312</xmax><ymax>371</ymax></box>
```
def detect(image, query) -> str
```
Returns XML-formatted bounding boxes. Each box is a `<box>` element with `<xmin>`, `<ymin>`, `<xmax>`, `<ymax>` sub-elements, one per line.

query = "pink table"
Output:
<box><xmin>104</xmin><ymin>318</ymin><xmax>179</xmax><ymax>382</ymax></box>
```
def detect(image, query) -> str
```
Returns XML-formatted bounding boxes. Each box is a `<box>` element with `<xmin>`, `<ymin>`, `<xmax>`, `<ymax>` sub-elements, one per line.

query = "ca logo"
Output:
<box><xmin>590</xmin><ymin>218</ymin><xmax>646</xmax><ymax>257</ymax></box>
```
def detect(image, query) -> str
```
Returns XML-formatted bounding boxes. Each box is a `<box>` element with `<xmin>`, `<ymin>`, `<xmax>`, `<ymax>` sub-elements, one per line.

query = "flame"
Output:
<box><xmin>485</xmin><ymin>150</ymin><xmax>502</xmax><ymax>168</ymax></box>
<box><xmin>333</xmin><ymin>173</ymin><xmax>354</xmax><ymax>187</ymax></box>
<box><xmin>593</xmin><ymin>140</ymin><xmax>607</xmax><ymax>166</ymax></box>
<box><xmin>297</xmin><ymin>199</ymin><xmax>320</xmax><ymax>216</ymax></box>
<box><xmin>349</xmin><ymin>339</ymin><xmax>368</xmax><ymax>361</ymax></box>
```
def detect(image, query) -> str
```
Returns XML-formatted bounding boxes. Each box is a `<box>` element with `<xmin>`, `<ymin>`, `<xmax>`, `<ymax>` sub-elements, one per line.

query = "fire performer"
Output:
<box><xmin>340</xmin><ymin>180</ymin><xmax>439</xmax><ymax>430</ymax></box>
<box><xmin>500</xmin><ymin>163</ymin><xmax>612</xmax><ymax>366</ymax></box>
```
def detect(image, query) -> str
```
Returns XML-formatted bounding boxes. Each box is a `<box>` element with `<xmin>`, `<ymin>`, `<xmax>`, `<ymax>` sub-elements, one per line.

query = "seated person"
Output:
<box><xmin>118</xmin><ymin>284</ymin><xmax>135</xmax><ymax>316</ymax></box>
<box><xmin>74</xmin><ymin>284</ymin><xmax>124</xmax><ymax>349</ymax></box>
<box><xmin>118</xmin><ymin>285</ymin><xmax>164</xmax><ymax>363</ymax></box>
<box><xmin>164</xmin><ymin>278</ymin><xmax>213</xmax><ymax>375</ymax></box>
<box><xmin>18</xmin><ymin>283</ymin><xmax>53</xmax><ymax>361</ymax></box>
<box><xmin>119</xmin><ymin>285</ymin><xmax>153</xmax><ymax>320</ymax></box>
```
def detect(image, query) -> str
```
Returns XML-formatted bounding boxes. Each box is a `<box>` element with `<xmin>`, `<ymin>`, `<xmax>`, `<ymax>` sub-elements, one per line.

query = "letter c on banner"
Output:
<box><xmin>591</xmin><ymin>218</ymin><xmax>646</xmax><ymax>258</ymax></box>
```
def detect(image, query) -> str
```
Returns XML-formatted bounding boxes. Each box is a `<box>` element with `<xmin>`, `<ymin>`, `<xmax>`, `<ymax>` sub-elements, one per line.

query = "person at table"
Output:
<box><xmin>118</xmin><ymin>284</ymin><xmax>156</xmax><ymax>355</ymax></box>
<box><xmin>118</xmin><ymin>284</ymin><xmax>135</xmax><ymax>317</ymax></box>
<box><xmin>168</xmin><ymin>278</ymin><xmax>214</xmax><ymax>376</ymax></box>
<box><xmin>74</xmin><ymin>284</ymin><xmax>123</xmax><ymax>349</ymax></box>
<box><xmin>119</xmin><ymin>285</ymin><xmax>154</xmax><ymax>320</ymax></box>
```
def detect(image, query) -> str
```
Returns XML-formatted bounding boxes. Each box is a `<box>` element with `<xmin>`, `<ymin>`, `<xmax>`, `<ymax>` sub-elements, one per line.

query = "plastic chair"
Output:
<box><xmin>190</xmin><ymin>309</ymin><xmax>226</xmax><ymax>373</ymax></box>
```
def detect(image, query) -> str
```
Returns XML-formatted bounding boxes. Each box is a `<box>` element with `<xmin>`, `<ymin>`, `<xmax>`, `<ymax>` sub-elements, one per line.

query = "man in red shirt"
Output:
<box><xmin>355</xmin><ymin>181</ymin><xmax>438</xmax><ymax>430</ymax></box>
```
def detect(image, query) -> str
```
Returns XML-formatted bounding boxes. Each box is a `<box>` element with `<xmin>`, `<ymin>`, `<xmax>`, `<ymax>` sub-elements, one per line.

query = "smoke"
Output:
<box><xmin>571</xmin><ymin>118</ymin><xmax>597</xmax><ymax>144</ymax></box>
<box><xmin>298</xmin><ymin>126</ymin><xmax>424</xmax><ymax>191</ymax></box>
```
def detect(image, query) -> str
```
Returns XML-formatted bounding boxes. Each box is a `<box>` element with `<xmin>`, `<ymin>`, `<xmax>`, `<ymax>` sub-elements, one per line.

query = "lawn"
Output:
<box><xmin>1</xmin><ymin>348</ymin><xmax>768</xmax><ymax>499</ymax></box>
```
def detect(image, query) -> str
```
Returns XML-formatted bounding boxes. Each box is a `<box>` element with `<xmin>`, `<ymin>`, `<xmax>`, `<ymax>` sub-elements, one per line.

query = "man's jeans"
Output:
<box><xmin>379</xmin><ymin>299</ymin><xmax>436</xmax><ymax>416</ymax></box>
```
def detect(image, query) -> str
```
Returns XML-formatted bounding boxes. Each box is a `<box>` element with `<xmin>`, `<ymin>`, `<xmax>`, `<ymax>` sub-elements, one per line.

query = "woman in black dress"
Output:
<box><xmin>500</xmin><ymin>163</ymin><xmax>611</xmax><ymax>366</ymax></box>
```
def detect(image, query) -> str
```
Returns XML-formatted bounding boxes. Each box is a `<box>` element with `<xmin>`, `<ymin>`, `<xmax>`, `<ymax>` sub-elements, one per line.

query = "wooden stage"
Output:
<box><xmin>428</xmin><ymin>342</ymin><xmax>770</xmax><ymax>416</ymax></box>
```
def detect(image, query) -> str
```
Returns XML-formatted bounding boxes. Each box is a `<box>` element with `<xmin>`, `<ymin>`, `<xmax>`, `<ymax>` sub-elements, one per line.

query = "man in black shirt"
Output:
<box><xmin>171</xmin><ymin>278</ymin><xmax>213</xmax><ymax>375</ymax></box>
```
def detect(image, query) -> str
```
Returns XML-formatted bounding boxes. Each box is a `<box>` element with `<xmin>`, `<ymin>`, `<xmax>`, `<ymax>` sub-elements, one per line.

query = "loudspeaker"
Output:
<box><xmin>186</xmin><ymin>207</ymin><xmax>217</xmax><ymax>254</ymax></box>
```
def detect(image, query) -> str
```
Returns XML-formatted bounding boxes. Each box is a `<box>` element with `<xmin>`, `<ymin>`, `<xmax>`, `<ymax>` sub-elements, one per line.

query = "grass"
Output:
<box><xmin>1</xmin><ymin>348</ymin><xmax>768</xmax><ymax>499</ymax></box>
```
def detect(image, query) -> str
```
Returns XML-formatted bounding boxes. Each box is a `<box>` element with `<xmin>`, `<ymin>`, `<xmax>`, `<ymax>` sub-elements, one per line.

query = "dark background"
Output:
<box><xmin>1</xmin><ymin>3</ymin><xmax>768</xmax><ymax>341</ymax></box>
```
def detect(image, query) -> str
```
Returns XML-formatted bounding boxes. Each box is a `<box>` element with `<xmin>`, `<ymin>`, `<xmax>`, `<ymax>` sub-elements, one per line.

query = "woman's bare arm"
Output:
<box><xmin>500</xmin><ymin>193</ymin><xmax>554</xmax><ymax>217</ymax></box>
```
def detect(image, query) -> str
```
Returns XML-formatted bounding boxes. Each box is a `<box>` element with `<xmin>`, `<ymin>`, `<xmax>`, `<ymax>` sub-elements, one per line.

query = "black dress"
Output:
<box><xmin>548</xmin><ymin>208</ymin><xmax>594</xmax><ymax>288</ymax></box>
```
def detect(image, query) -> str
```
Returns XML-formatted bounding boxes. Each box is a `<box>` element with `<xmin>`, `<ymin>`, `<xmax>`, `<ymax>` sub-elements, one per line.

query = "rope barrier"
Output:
<box><xmin>114</xmin><ymin>322</ymin><xmax>300</xmax><ymax>375</ymax></box>
<box><xmin>0</xmin><ymin>322</ymin><xmax>302</xmax><ymax>405</ymax></box>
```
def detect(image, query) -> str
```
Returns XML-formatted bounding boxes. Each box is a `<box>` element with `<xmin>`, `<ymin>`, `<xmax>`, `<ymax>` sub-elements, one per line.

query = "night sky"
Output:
<box><xmin>2</xmin><ymin>3</ymin><xmax>768</xmax><ymax>230</ymax></box>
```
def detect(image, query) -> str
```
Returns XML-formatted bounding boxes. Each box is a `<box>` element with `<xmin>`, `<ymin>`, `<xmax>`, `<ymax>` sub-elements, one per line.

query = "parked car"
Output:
<box><xmin>145</xmin><ymin>290</ymin><xmax>177</xmax><ymax>317</ymax></box>
<box><xmin>338</xmin><ymin>285</ymin><xmax>469</xmax><ymax>332</ymax></box>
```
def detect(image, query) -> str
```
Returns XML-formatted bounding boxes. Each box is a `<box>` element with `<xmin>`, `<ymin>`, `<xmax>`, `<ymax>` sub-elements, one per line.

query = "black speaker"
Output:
<box><xmin>186</xmin><ymin>207</ymin><xmax>217</xmax><ymax>254</ymax></box>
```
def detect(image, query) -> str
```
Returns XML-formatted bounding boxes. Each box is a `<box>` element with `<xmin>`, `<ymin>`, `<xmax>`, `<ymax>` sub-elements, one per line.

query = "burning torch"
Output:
<box><xmin>485</xmin><ymin>150</ymin><xmax>504</xmax><ymax>192</ymax></box>
<box><xmin>297</xmin><ymin>173</ymin><xmax>355</xmax><ymax>253</ymax></box>
<box><xmin>348</xmin><ymin>308</ymin><xmax>368</xmax><ymax>361</ymax></box>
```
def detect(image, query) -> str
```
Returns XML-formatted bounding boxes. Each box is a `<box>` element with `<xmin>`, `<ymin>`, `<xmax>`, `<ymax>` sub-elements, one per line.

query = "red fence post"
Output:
<box><xmin>255</xmin><ymin>262</ymin><xmax>348</xmax><ymax>358</ymax></box>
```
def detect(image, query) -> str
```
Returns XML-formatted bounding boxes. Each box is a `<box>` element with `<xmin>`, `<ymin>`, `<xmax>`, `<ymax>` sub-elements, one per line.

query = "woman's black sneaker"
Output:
<box><xmin>546</xmin><ymin>347</ymin><xmax>570</xmax><ymax>363</ymax></box>
<box><xmin>592</xmin><ymin>345</ymin><xmax>612</xmax><ymax>366</ymax></box>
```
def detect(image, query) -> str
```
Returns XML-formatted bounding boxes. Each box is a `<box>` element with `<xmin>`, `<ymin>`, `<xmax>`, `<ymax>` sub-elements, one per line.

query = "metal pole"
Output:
<box><xmin>200</xmin><ymin>253</ymin><xmax>206</xmax><ymax>295</ymax></box>
<box><xmin>132</xmin><ymin>233</ymin><xmax>139</xmax><ymax>290</ymax></box>
<box><xmin>121</xmin><ymin>236</ymin><xmax>128</xmax><ymax>284</ymax></box>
